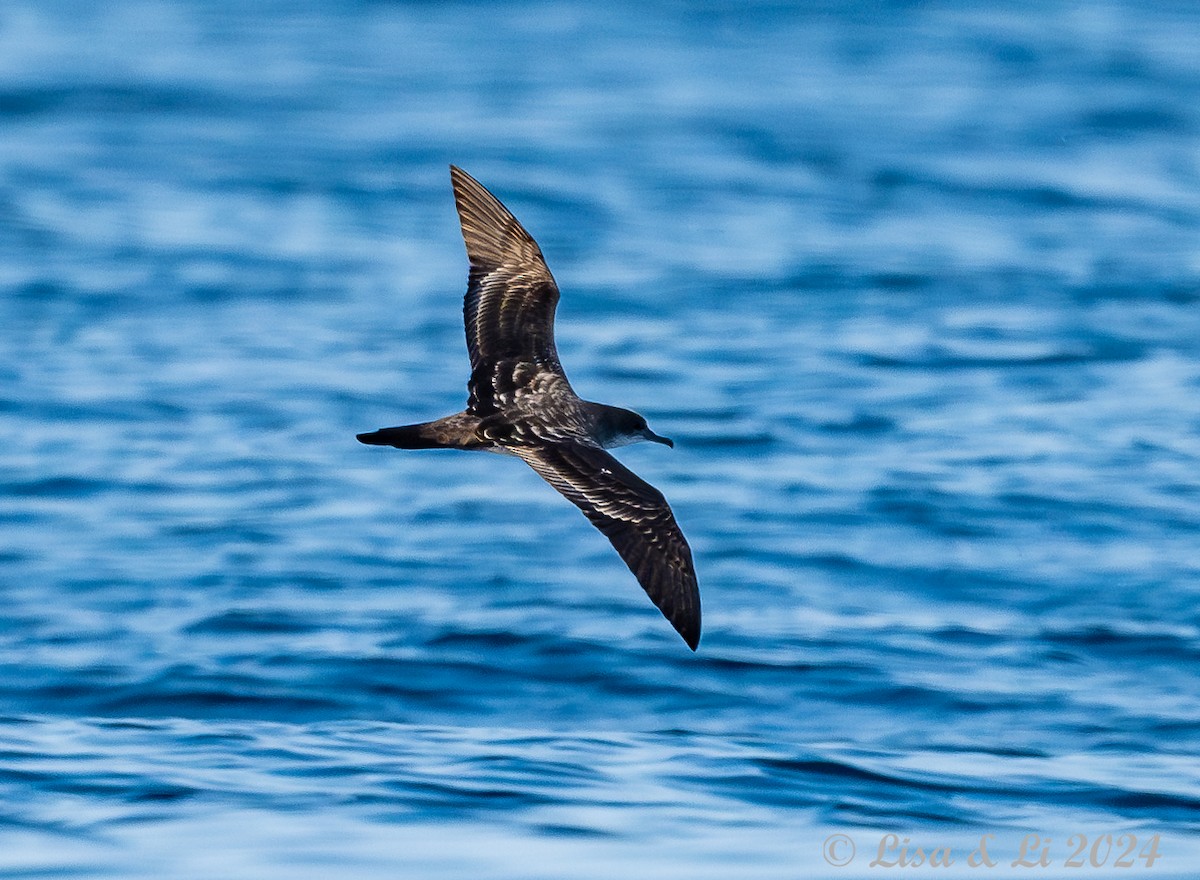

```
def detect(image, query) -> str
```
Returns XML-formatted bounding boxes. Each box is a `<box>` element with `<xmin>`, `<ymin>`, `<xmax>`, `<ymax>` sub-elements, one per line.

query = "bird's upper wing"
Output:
<box><xmin>450</xmin><ymin>166</ymin><xmax>563</xmax><ymax>414</ymax></box>
<box><xmin>514</xmin><ymin>441</ymin><xmax>701</xmax><ymax>650</ymax></box>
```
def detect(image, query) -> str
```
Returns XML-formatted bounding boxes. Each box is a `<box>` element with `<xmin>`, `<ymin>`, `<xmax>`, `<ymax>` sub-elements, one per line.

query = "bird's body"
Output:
<box><xmin>358</xmin><ymin>166</ymin><xmax>701</xmax><ymax>650</ymax></box>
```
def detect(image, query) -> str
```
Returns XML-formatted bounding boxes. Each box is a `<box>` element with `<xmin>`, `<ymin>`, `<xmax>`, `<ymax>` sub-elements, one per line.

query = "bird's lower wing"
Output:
<box><xmin>514</xmin><ymin>442</ymin><xmax>701</xmax><ymax>649</ymax></box>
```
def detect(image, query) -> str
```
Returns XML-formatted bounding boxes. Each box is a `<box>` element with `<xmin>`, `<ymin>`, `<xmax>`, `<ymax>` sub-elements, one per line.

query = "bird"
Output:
<box><xmin>357</xmin><ymin>166</ymin><xmax>701</xmax><ymax>650</ymax></box>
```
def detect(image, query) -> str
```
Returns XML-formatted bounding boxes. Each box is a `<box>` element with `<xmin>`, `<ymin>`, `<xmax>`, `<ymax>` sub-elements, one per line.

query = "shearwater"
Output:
<box><xmin>357</xmin><ymin>166</ymin><xmax>701</xmax><ymax>650</ymax></box>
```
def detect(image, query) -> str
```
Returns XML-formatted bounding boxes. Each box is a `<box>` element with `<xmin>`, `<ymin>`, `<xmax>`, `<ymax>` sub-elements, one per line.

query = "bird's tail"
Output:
<box><xmin>356</xmin><ymin>424</ymin><xmax>445</xmax><ymax>449</ymax></box>
<box><xmin>356</xmin><ymin>412</ymin><xmax>484</xmax><ymax>450</ymax></box>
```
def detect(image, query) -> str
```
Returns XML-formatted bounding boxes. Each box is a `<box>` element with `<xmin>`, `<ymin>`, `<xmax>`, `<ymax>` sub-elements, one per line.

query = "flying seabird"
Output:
<box><xmin>357</xmin><ymin>166</ymin><xmax>701</xmax><ymax>650</ymax></box>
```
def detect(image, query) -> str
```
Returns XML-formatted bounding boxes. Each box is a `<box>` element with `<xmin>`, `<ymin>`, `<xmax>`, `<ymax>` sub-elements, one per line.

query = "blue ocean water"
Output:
<box><xmin>2</xmin><ymin>0</ymin><xmax>1200</xmax><ymax>876</ymax></box>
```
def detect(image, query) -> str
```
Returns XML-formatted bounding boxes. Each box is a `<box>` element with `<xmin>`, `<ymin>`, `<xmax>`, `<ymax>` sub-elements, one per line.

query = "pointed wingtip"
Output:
<box><xmin>665</xmin><ymin>587</ymin><xmax>701</xmax><ymax>650</ymax></box>
<box><xmin>678</xmin><ymin>617</ymin><xmax>701</xmax><ymax>651</ymax></box>
<box><xmin>448</xmin><ymin>164</ymin><xmax>491</xmax><ymax>209</ymax></box>
<box><xmin>448</xmin><ymin>166</ymin><xmax>547</xmax><ymax>273</ymax></box>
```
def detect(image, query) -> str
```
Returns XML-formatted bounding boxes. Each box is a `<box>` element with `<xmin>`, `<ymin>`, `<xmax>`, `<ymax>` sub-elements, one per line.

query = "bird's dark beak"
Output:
<box><xmin>646</xmin><ymin>430</ymin><xmax>674</xmax><ymax>448</ymax></box>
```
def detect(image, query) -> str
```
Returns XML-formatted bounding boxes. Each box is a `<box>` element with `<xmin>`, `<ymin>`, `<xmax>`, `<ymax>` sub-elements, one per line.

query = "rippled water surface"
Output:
<box><xmin>3</xmin><ymin>1</ymin><xmax>1200</xmax><ymax>877</ymax></box>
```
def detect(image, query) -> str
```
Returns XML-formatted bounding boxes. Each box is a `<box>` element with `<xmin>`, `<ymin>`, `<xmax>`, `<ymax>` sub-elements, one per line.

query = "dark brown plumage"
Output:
<box><xmin>357</xmin><ymin>166</ymin><xmax>701</xmax><ymax>650</ymax></box>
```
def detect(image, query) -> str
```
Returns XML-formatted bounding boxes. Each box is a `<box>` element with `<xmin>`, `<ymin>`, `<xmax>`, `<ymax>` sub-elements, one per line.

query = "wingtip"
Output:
<box><xmin>449</xmin><ymin>164</ymin><xmax>488</xmax><ymax>201</ymax></box>
<box><xmin>667</xmin><ymin>599</ymin><xmax>701</xmax><ymax>651</ymax></box>
<box><xmin>679</xmin><ymin>619</ymin><xmax>701</xmax><ymax>651</ymax></box>
<box><xmin>448</xmin><ymin>165</ymin><xmax>479</xmax><ymax>204</ymax></box>
<box><xmin>448</xmin><ymin>165</ymin><xmax>545</xmax><ymax>271</ymax></box>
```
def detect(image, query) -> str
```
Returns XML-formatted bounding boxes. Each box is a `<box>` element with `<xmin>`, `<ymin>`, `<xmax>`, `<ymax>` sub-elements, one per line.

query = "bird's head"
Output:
<box><xmin>593</xmin><ymin>404</ymin><xmax>674</xmax><ymax>449</ymax></box>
